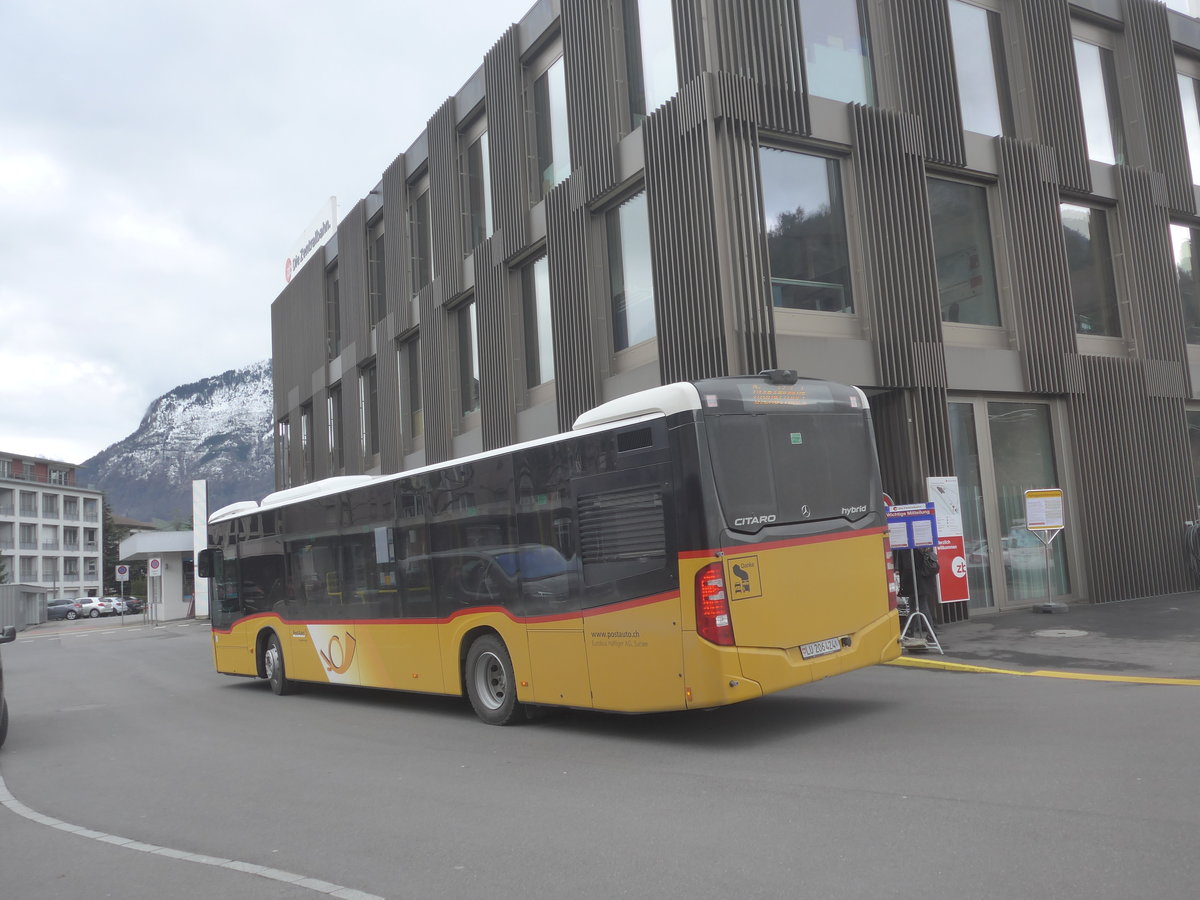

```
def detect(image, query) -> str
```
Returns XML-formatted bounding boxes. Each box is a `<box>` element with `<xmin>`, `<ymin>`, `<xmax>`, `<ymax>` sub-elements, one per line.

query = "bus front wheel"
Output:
<box><xmin>263</xmin><ymin>633</ymin><xmax>294</xmax><ymax>696</ymax></box>
<box><xmin>464</xmin><ymin>634</ymin><xmax>523</xmax><ymax>725</ymax></box>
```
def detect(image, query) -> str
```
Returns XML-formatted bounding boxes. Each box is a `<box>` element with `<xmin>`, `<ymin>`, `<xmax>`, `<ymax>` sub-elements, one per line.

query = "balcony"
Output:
<box><xmin>63</xmin><ymin>573</ymin><xmax>79</xmax><ymax>582</ymax></box>
<box><xmin>63</xmin><ymin>541</ymin><xmax>80</xmax><ymax>552</ymax></box>
<box><xmin>19</xmin><ymin>541</ymin><xmax>37</xmax><ymax>551</ymax></box>
<box><xmin>19</xmin><ymin>507</ymin><xmax>37</xmax><ymax>517</ymax></box>
<box><xmin>42</xmin><ymin>541</ymin><xmax>60</xmax><ymax>551</ymax></box>
<box><xmin>0</xmin><ymin>504</ymin><xmax>13</xmax><ymax>516</ymax></box>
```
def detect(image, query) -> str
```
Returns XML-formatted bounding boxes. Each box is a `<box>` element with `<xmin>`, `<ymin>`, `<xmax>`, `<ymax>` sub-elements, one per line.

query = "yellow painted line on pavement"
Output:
<box><xmin>886</xmin><ymin>656</ymin><xmax>1200</xmax><ymax>686</ymax></box>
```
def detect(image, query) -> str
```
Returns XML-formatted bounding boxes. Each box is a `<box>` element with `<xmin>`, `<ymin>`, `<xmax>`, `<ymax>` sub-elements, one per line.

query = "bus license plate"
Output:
<box><xmin>800</xmin><ymin>637</ymin><xmax>842</xmax><ymax>660</ymax></box>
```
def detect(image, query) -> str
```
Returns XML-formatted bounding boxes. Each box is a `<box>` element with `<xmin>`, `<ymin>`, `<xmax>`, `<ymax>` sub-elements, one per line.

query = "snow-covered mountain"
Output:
<box><xmin>79</xmin><ymin>361</ymin><xmax>275</xmax><ymax>523</ymax></box>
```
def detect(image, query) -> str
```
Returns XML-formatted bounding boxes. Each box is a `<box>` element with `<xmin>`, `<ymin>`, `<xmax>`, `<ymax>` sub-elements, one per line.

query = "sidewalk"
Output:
<box><xmin>893</xmin><ymin>591</ymin><xmax>1200</xmax><ymax>683</ymax></box>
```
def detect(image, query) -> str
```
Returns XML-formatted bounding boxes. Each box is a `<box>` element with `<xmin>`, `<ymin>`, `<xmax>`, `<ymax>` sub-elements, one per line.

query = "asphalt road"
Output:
<box><xmin>2</xmin><ymin>617</ymin><xmax>1199</xmax><ymax>899</ymax></box>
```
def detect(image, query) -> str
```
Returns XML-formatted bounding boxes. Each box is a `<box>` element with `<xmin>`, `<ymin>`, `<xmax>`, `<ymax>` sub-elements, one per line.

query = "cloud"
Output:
<box><xmin>0</xmin><ymin>0</ymin><xmax>527</xmax><ymax>464</ymax></box>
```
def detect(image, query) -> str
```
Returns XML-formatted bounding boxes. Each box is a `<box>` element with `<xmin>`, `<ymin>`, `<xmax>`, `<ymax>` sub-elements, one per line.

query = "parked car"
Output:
<box><xmin>77</xmin><ymin>597</ymin><xmax>115</xmax><ymax>618</ymax></box>
<box><xmin>104</xmin><ymin>597</ymin><xmax>128</xmax><ymax>615</ymax></box>
<box><xmin>46</xmin><ymin>597</ymin><xmax>83</xmax><ymax>621</ymax></box>
<box><xmin>122</xmin><ymin>597</ymin><xmax>145</xmax><ymax>614</ymax></box>
<box><xmin>1</xmin><ymin>624</ymin><xmax>15</xmax><ymax>748</ymax></box>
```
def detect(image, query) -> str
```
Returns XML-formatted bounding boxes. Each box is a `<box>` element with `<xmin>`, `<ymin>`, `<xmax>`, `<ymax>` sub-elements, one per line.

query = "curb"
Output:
<box><xmin>886</xmin><ymin>656</ymin><xmax>1200</xmax><ymax>686</ymax></box>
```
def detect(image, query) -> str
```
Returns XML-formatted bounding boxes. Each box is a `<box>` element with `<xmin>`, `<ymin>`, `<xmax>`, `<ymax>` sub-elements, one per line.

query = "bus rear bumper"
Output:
<box><xmin>682</xmin><ymin>610</ymin><xmax>901</xmax><ymax>709</ymax></box>
<box><xmin>738</xmin><ymin>610</ymin><xmax>901</xmax><ymax>695</ymax></box>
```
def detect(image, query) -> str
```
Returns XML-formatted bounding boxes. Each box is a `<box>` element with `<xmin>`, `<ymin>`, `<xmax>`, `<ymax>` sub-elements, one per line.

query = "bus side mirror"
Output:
<box><xmin>197</xmin><ymin>548</ymin><xmax>220</xmax><ymax>579</ymax></box>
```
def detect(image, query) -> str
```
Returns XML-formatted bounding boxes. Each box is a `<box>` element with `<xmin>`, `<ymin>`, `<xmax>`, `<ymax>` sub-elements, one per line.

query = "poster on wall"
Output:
<box><xmin>927</xmin><ymin>476</ymin><xmax>970</xmax><ymax>605</ymax></box>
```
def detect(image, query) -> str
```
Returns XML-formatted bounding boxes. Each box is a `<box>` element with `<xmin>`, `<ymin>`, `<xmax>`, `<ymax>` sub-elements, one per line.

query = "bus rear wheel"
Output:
<box><xmin>465</xmin><ymin>635</ymin><xmax>524</xmax><ymax>725</ymax></box>
<box><xmin>263</xmin><ymin>633</ymin><xmax>294</xmax><ymax>696</ymax></box>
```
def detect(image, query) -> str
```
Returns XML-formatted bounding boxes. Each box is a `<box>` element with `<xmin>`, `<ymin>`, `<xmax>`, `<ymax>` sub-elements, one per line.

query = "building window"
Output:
<box><xmin>368</xmin><ymin>217</ymin><xmax>386</xmax><ymax>326</ymax></box>
<box><xmin>947</xmin><ymin>0</ymin><xmax>1012</xmax><ymax>136</ymax></box>
<box><xmin>607</xmin><ymin>191</ymin><xmax>657</xmax><ymax>351</ymax></box>
<box><xmin>463</xmin><ymin>126</ymin><xmax>493</xmax><ymax>250</ymax></box>
<box><xmin>278</xmin><ymin>419</ymin><xmax>292</xmax><ymax>488</ymax></box>
<box><xmin>49</xmin><ymin>468</ymin><xmax>68</xmax><ymax>485</ymax></box>
<box><xmin>797</xmin><ymin>0</ymin><xmax>874</xmax><ymax>105</ymax></box>
<box><xmin>300</xmin><ymin>403</ymin><xmax>314</xmax><ymax>481</ymax></box>
<box><xmin>399</xmin><ymin>339</ymin><xmax>424</xmax><ymax>440</ymax></box>
<box><xmin>84</xmin><ymin>527</ymin><xmax>97</xmax><ymax>551</ymax></box>
<box><xmin>1171</xmin><ymin>224</ymin><xmax>1200</xmax><ymax>344</ymax></box>
<box><xmin>531</xmin><ymin>55</ymin><xmax>570</xmax><ymax>198</ymax></box>
<box><xmin>1060</xmin><ymin>203</ymin><xmax>1121</xmax><ymax>337</ymax></box>
<box><xmin>759</xmin><ymin>147</ymin><xmax>854</xmax><ymax>313</ymax></box>
<box><xmin>19</xmin><ymin>492</ymin><xmax>36</xmax><ymax>516</ymax></box>
<box><xmin>63</xmin><ymin>497</ymin><xmax>78</xmax><ymax>519</ymax></box>
<box><xmin>328</xmin><ymin>385</ymin><xmax>344</xmax><ymax>471</ymax></box>
<box><xmin>623</xmin><ymin>0</ymin><xmax>678</xmax><ymax>127</ymax></box>
<box><xmin>42</xmin><ymin>494</ymin><xmax>59</xmax><ymax>518</ymax></box>
<box><xmin>325</xmin><ymin>265</ymin><xmax>341</xmax><ymax>361</ymax></box>
<box><xmin>1179</xmin><ymin>74</ymin><xmax>1200</xmax><ymax>186</ymax></box>
<box><xmin>458</xmin><ymin>302</ymin><xmax>480</xmax><ymax>415</ymax></box>
<box><xmin>522</xmin><ymin>256</ymin><xmax>554</xmax><ymax>387</ymax></box>
<box><xmin>1073</xmin><ymin>39</ymin><xmax>1125</xmax><ymax>166</ymax></box>
<box><xmin>409</xmin><ymin>183</ymin><xmax>433</xmax><ymax>295</ymax></box>
<box><xmin>359</xmin><ymin>362</ymin><xmax>380</xmax><ymax>459</ymax></box>
<box><xmin>928</xmin><ymin>178</ymin><xmax>1002</xmax><ymax>326</ymax></box>
<box><xmin>19</xmin><ymin>524</ymin><xmax>36</xmax><ymax>550</ymax></box>
<box><xmin>83</xmin><ymin>498</ymin><xmax>97</xmax><ymax>521</ymax></box>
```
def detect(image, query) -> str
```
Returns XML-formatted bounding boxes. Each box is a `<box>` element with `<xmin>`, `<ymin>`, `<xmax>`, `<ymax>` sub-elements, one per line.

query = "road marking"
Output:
<box><xmin>887</xmin><ymin>656</ymin><xmax>1200</xmax><ymax>685</ymax></box>
<box><xmin>0</xmin><ymin>774</ymin><xmax>382</xmax><ymax>899</ymax></box>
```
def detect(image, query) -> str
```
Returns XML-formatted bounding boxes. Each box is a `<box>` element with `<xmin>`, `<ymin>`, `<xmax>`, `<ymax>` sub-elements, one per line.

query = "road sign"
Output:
<box><xmin>148</xmin><ymin>558</ymin><xmax>162</xmax><ymax>578</ymax></box>
<box><xmin>115</xmin><ymin>564</ymin><xmax>130</xmax><ymax>583</ymax></box>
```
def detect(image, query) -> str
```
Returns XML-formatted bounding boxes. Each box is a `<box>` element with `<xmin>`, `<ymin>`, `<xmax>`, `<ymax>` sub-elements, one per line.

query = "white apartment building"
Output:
<box><xmin>0</xmin><ymin>452</ymin><xmax>104</xmax><ymax>598</ymax></box>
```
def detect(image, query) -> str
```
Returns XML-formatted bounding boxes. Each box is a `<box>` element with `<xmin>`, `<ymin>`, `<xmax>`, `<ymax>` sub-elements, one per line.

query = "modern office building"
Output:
<box><xmin>0</xmin><ymin>452</ymin><xmax>104</xmax><ymax>598</ymax></box>
<box><xmin>269</xmin><ymin>0</ymin><xmax>1200</xmax><ymax>618</ymax></box>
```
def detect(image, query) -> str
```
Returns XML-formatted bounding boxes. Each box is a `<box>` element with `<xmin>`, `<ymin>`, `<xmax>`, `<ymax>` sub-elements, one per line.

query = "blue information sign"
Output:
<box><xmin>885</xmin><ymin>502</ymin><xmax>939</xmax><ymax>550</ymax></box>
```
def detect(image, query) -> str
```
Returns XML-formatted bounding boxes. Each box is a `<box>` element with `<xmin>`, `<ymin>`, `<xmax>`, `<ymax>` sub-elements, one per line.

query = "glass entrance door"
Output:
<box><xmin>948</xmin><ymin>398</ymin><xmax>1074</xmax><ymax>610</ymax></box>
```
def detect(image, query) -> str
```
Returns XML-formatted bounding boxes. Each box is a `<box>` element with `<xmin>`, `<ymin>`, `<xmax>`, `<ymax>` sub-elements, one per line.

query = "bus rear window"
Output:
<box><xmin>705</xmin><ymin>412</ymin><xmax>875</xmax><ymax>531</ymax></box>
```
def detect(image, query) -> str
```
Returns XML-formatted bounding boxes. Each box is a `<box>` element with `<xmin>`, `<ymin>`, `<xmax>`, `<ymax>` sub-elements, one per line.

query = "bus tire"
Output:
<box><xmin>263</xmin><ymin>633</ymin><xmax>294</xmax><ymax>696</ymax></box>
<box><xmin>0</xmin><ymin>697</ymin><xmax>8</xmax><ymax>748</ymax></box>
<box><xmin>464</xmin><ymin>634</ymin><xmax>523</xmax><ymax>725</ymax></box>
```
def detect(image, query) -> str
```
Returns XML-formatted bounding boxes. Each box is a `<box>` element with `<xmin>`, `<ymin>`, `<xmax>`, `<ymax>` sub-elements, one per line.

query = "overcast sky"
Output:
<box><xmin>0</xmin><ymin>0</ymin><xmax>530</xmax><ymax>466</ymax></box>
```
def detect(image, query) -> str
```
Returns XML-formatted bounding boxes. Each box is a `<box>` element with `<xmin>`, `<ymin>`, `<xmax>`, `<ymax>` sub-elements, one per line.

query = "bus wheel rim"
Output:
<box><xmin>474</xmin><ymin>651</ymin><xmax>506</xmax><ymax>710</ymax></box>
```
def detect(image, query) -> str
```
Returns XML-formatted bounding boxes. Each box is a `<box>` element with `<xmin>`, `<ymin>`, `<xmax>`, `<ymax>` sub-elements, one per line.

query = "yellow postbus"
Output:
<box><xmin>200</xmin><ymin>370</ymin><xmax>900</xmax><ymax>724</ymax></box>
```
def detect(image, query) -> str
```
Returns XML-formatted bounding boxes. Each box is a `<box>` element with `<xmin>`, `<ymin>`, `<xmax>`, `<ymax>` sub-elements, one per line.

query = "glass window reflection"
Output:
<box><xmin>1073</xmin><ymin>39</ymin><xmax>1125</xmax><ymax>165</ymax></box>
<box><xmin>1060</xmin><ymin>203</ymin><xmax>1122</xmax><ymax>337</ymax></box>
<box><xmin>797</xmin><ymin>0</ymin><xmax>874</xmax><ymax>105</ymax></box>
<box><xmin>533</xmin><ymin>57</ymin><xmax>570</xmax><ymax>197</ymax></box>
<box><xmin>759</xmin><ymin>147</ymin><xmax>854</xmax><ymax>313</ymax></box>
<box><xmin>608</xmin><ymin>192</ymin><xmax>656</xmax><ymax>351</ymax></box>
<box><xmin>948</xmin><ymin>0</ymin><xmax>1012</xmax><ymax>136</ymax></box>
<box><xmin>624</xmin><ymin>0</ymin><xmax>678</xmax><ymax>126</ymax></box>
<box><xmin>928</xmin><ymin>178</ymin><xmax>1001</xmax><ymax>326</ymax></box>
<box><xmin>1178</xmin><ymin>74</ymin><xmax>1200</xmax><ymax>185</ymax></box>
<box><xmin>523</xmin><ymin>256</ymin><xmax>555</xmax><ymax>386</ymax></box>
<box><xmin>1170</xmin><ymin>223</ymin><xmax>1200</xmax><ymax>344</ymax></box>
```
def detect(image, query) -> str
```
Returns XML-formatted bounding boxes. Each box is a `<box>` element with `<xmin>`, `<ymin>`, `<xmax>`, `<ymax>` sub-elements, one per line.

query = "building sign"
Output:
<box><xmin>927</xmin><ymin>476</ymin><xmax>970</xmax><ymax>605</ymax></box>
<box><xmin>284</xmin><ymin>196</ymin><xmax>337</xmax><ymax>284</ymax></box>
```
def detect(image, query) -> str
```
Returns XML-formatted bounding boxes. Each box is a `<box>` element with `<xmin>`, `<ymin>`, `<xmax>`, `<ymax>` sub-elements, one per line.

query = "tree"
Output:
<box><xmin>102</xmin><ymin>501</ymin><xmax>130</xmax><ymax>596</ymax></box>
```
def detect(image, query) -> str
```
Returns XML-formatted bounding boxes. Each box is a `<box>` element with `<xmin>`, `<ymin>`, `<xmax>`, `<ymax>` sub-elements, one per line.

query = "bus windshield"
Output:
<box><xmin>704</xmin><ymin>411</ymin><xmax>876</xmax><ymax>531</ymax></box>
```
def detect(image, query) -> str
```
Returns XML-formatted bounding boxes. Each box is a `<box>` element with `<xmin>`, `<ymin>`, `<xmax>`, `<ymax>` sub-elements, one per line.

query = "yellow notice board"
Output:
<box><xmin>1024</xmin><ymin>489</ymin><xmax>1064</xmax><ymax>531</ymax></box>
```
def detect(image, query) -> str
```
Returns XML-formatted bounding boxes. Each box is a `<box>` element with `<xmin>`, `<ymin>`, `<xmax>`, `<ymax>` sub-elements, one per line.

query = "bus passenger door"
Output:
<box><xmin>576</xmin><ymin>462</ymin><xmax>684</xmax><ymax>713</ymax></box>
<box><xmin>515</xmin><ymin>446</ymin><xmax>592</xmax><ymax>709</ymax></box>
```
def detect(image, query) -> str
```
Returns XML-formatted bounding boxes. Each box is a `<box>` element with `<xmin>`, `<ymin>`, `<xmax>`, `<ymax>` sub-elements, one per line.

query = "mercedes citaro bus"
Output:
<box><xmin>199</xmin><ymin>371</ymin><xmax>901</xmax><ymax>724</ymax></box>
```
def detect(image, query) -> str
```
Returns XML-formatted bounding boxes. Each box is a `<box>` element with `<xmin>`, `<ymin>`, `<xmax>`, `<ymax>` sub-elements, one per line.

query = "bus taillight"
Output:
<box><xmin>883</xmin><ymin>535</ymin><xmax>899</xmax><ymax>611</ymax></box>
<box><xmin>696</xmin><ymin>562</ymin><xmax>735</xmax><ymax>646</ymax></box>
